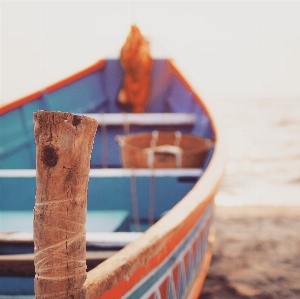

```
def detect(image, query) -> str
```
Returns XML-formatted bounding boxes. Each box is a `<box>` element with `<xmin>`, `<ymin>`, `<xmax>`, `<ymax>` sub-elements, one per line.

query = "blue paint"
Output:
<box><xmin>0</xmin><ymin>210</ymin><xmax>130</xmax><ymax>233</ymax></box>
<box><xmin>0</xmin><ymin>173</ymin><xmax>200</xmax><ymax>225</ymax></box>
<box><xmin>0</xmin><ymin>210</ymin><xmax>130</xmax><ymax>255</ymax></box>
<box><xmin>0</xmin><ymin>243</ymin><xmax>33</xmax><ymax>255</ymax></box>
<box><xmin>0</xmin><ymin>177</ymin><xmax>35</xmax><ymax>210</ymax></box>
<box><xmin>0</xmin><ymin>59</ymin><xmax>215</xmax><ymax>170</ymax></box>
<box><xmin>43</xmin><ymin>71</ymin><xmax>105</xmax><ymax>114</ymax></box>
<box><xmin>178</xmin><ymin>262</ymin><xmax>186</xmax><ymax>299</ymax></box>
<box><xmin>168</xmin><ymin>275</ymin><xmax>176</xmax><ymax>299</ymax></box>
<box><xmin>126</xmin><ymin>203</ymin><xmax>213</xmax><ymax>299</ymax></box>
<box><xmin>0</xmin><ymin>277</ymin><xmax>34</xmax><ymax>296</ymax></box>
<box><xmin>88</xmin><ymin>175</ymin><xmax>198</xmax><ymax>220</ymax></box>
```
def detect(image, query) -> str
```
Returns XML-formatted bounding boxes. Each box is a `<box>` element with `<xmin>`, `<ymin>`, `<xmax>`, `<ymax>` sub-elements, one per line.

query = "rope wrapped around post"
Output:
<box><xmin>33</xmin><ymin>111</ymin><xmax>98</xmax><ymax>299</ymax></box>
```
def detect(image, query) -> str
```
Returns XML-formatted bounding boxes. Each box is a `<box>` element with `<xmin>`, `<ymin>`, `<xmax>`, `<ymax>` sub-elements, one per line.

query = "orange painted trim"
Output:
<box><xmin>91</xmin><ymin>198</ymin><xmax>212</xmax><ymax>299</ymax></box>
<box><xmin>167</xmin><ymin>60</ymin><xmax>216</xmax><ymax>139</ymax></box>
<box><xmin>0</xmin><ymin>59</ymin><xmax>106</xmax><ymax>116</ymax></box>
<box><xmin>45</xmin><ymin>59</ymin><xmax>106</xmax><ymax>93</ymax></box>
<box><xmin>0</xmin><ymin>91</ymin><xmax>43</xmax><ymax>116</ymax></box>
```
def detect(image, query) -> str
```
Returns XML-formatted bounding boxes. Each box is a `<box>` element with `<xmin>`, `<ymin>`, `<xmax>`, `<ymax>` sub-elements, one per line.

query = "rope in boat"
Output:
<box><xmin>100</xmin><ymin>113</ymin><xmax>108</xmax><ymax>168</ymax></box>
<box><xmin>147</xmin><ymin>130</ymin><xmax>159</xmax><ymax>168</ymax></box>
<box><xmin>148</xmin><ymin>169</ymin><xmax>156</xmax><ymax>226</ymax></box>
<box><xmin>174</xmin><ymin>131</ymin><xmax>182</xmax><ymax>168</ymax></box>
<box><xmin>147</xmin><ymin>131</ymin><xmax>183</xmax><ymax>225</ymax></box>
<box><xmin>148</xmin><ymin>130</ymin><xmax>158</xmax><ymax>226</ymax></box>
<box><xmin>34</xmin><ymin>198</ymin><xmax>87</xmax><ymax>298</ymax></box>
<box><xmin>122</xmin><ymin>112</ymin><xmax>130</xmax><ymax>135</ymax></box>
<box><xmin>130</xmin><ymin>170</ymin><xmax>141</xmax><ymax>232</ymax></box>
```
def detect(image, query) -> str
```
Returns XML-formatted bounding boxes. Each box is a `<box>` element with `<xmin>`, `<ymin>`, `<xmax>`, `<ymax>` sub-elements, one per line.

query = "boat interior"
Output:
<box><xmin>0</xmin><ymin>59</ymin><xmax>215</xmax><ymax>295</ymax></box>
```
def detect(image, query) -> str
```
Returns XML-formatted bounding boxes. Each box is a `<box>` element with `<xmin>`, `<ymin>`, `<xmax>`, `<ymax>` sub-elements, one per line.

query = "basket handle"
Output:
<box><xmin>146</xmin><ymin>145</ymin><xmax>183</xmax><ymax>168</ymax></box>
<box><xmin>174</xmin><ymin>131</ymin><xmax>182</xmax><ymax>146</ymax></box>
<box><xmin>150</xmin><ymin>130</ymin><xmax>159</xmax><ymax>147</ymax></box>
<box><xmin>146</xmin><ymin>130</ymin><xmax>183</xmax><ymax>168</ymax></box>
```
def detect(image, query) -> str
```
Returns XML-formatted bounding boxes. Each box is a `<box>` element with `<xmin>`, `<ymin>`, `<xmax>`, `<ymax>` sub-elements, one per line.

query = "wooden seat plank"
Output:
<box><xmin>80</xmin><ymin>113</ymin><xmax>196</xmax><ymax>126</ymax></box>
<box><xmin>0</xmin><ymin>251</ymin><xmax>117</xmax><ymax>277</ymax></box>
<box><xmin>0</xmin><ymin>168</ymin><xmax>203</xmax><ymax>178</ymax></box>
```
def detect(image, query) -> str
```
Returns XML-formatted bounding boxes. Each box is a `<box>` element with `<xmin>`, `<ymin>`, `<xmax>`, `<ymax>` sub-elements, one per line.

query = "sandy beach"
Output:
<box><xmin>199</xmin><ymin>206</ymin><xmax>300</xmax><ymax>299</ymax></box>
<box><xmin>198</xmin><ymin>93</ymin><xmax>300</xmax><ymax>299</ymax></box>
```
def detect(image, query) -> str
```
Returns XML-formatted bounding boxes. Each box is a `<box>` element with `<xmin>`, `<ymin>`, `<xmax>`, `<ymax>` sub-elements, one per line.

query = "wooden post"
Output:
<box><xmin>33</xmin><ymin>111</ymin><xmax>98</xmax><ymax>299</ymax></box>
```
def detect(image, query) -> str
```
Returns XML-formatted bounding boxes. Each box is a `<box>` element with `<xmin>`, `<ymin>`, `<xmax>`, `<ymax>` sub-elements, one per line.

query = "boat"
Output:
<box><xmin>0</xmin><ymin>25</ymin><xmax>225</xmax><ymax>298</ymax></box>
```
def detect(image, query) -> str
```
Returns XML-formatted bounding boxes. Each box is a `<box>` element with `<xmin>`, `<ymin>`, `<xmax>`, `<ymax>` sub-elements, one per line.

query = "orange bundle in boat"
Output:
<box><xmin>118</xmin><ymin>25</ymin><xmax>153</xmax><ymax>113</ymax></box>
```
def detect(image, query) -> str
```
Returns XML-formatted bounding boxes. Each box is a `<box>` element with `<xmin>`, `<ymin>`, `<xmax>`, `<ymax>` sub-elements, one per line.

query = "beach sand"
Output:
<box><xmin>199</xmin><ymin>205</ymin><xmax>300</xmax><ymax>299</ymax></box>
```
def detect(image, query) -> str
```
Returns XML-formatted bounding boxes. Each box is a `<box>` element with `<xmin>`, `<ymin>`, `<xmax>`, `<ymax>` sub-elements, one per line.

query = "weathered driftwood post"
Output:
<box><xmin>33</xmin><ymin>111</ymin><xmax>98</xmax><ymax>299</ymax></box>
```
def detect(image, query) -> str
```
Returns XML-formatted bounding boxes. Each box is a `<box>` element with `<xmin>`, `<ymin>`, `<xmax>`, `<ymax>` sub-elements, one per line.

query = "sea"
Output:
<box><xmin>209</xmin><ymin>95</ymin><xmax>300</xmax><ymax>206</ymax></box>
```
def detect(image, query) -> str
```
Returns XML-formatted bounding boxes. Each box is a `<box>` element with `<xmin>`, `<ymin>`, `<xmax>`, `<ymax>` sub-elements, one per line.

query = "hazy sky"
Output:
<box><xmin>1</xmin><ymin>1</ymin><xmax>300</xmax><ymax>106</ymax></box>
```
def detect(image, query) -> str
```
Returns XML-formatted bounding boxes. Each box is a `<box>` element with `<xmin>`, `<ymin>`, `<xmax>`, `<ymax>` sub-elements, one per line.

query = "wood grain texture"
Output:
<box><xmin>0</xmin><ymin>251</ymin><xmax>117</xmax><ymax>277</ymax></box>
<box><xmin>33</xmin><ymin>111</ymin><xmax>97</xmax><ymax>299</ymax></box>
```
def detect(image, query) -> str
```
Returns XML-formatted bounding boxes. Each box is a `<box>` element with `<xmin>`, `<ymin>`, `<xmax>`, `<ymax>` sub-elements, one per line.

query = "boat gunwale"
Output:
<box><xmin>168</xmin><ymin>60</ymin><xmax>214</xmax><ymax>138</ymax></box>
<box><xmin>0</xmin><ymin>59</ymin><xmax>106</xmax><ymax>116</ymax></box>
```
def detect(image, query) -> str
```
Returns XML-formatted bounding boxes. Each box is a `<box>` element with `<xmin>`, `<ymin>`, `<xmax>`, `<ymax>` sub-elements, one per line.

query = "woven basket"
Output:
<box><xmin>117</xmin><ymin>131</ymin><xmax>213</xmax><ymax>168</ymax></box>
